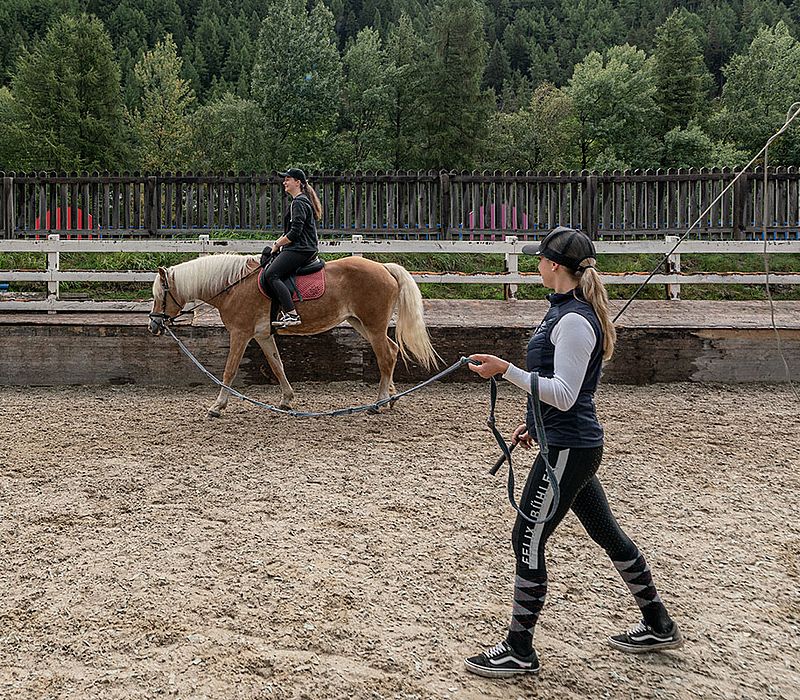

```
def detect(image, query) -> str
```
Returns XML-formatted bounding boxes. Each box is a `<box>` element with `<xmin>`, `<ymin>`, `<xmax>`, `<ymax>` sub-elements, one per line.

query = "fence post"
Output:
<box><xmin>145</xmin><ymin>175</ymin><xmax>159</xmax><ymax>236</ymax></box>
<box><xmin>351</xmin><ymin>234</ymin><xmax>363</xmax><ymax>257</ymax></box>
<box><xmin>47</xmin><ymin>233</ymin><xmax>60</xmax><ymax>312</ymax></box>
<box><xmin>439</xmin><ymin>171</ymin><xmax>451</xmax><ymax>239</ymax></box>
<box><xmin>732</xmin><ymin>172</ymin><xmax>748</xmax><ymax>240</ymax></box>
<box><xmin>665</xmin><ymin>235</ymin><xmax>681</xmax><ymax>300</ymax></box>
<box><xmin>582</xmin><ymin>173</ymin><xmax>598</xmax><ymax>238</ymax></box>
<box><xmin>504</xmin><ymin>235</ymin><xmax>518</xmax><ymax>300</ymax></box>
<box><xmin>3</xmin><ymin>175</ymin><xmax>14</xmax><ymax>239</ymax></box>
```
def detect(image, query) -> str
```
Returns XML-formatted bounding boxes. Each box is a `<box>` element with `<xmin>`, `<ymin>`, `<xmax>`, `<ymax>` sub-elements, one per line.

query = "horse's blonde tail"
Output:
<box><xmin>383</xmin><ymin>263</ymin><xmax>441</xmax><ymax>370</ymax></box>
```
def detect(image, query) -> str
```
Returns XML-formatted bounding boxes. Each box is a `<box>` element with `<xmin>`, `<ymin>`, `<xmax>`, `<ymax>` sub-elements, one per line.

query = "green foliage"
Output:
<box><xmin>568</xmin><ymin>44</ymin><xmax>660</xmax><ymax>170</ymax></box>
<box><xmin>4</xmin><ymin>1</ymin><xmax>800</xmax><ymax>172</ymax></box>
<box><xmin>713</xmin><ymin>21</ymin><xmax>800</xmax><ymax>164</ymax></box>
<box><xmin>482</xmin><ymin>82</ymin><xmax>578</xmax><ymax>171</ymax></box>
<box><xmin>417</xmin><ymin>0</ymin><xmax>492</xmax><ymax>169</ymax></box>
<box><xmin>190</xmin><ymin>94</ymin><xmax>266</xmax><ymax>171</ymax></box>
<box><xmin>129</xmin><ymin>35</ymin><xmax>196</xmax><ymax>171</ymax></box>
<box><xmin>662</xmin><ymin>122</ymin><xmax>714</xmax><ymax>168</ymax></box>
<box><xmin>385</xmin><ymin>12</ymin><xmax>424</xmax><ymax>169</ymax></box>
<box><xmin>334</xmin><ymin>27</ymin><xmax>392</xmax><ymax>169</ymax></box>
<box><xmin>251</xmin><ymin>0</ymin><xmax>342</xmax><ymax>170</ymax></box>
<box><xmin>653</xmin><ymin>10</ymin><xmax>712</xmax><ymax>132</ymax></box>
<box><xmin>10</xmin><ymin>12</ymin><xmax>128</xmax><ymax>170</ymax></box>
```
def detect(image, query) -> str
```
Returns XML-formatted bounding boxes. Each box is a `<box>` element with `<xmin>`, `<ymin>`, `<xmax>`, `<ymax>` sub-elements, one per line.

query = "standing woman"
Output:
<box><xmin>465</xmin><ymin>227</ymin><xmax>682</xmax><ymax>678</ymax></box>
<box><xmin>261</xmin><ymin>167</ymin><xmax>322</xmax><ymax>328</ymax></box>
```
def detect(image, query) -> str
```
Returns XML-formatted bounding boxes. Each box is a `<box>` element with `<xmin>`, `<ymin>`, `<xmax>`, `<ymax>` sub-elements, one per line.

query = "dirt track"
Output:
<box><xmin>1</xmin><ymin>381</ymin><xmax>798</xmax><ymax>699</ymax></box>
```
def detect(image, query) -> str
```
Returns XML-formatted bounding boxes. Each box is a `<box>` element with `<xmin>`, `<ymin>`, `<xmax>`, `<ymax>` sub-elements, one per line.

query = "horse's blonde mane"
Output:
<box><xmin>170</xmin><ymin>254</ymin><xmax>258</xmax><ymax>301</ymax></box>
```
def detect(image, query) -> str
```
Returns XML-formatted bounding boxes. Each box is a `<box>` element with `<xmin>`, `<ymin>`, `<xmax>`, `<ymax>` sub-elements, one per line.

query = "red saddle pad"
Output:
<box><xmin>258</xmin><ymin>267</ymin><xmax>326</xmax><ymax>302</ymax></box>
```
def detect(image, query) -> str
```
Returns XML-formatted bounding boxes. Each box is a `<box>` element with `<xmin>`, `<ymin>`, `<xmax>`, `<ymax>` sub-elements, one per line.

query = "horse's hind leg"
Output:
<box><xmin>208</xmin><ymin>331</ymin><xmax>250</xmax><ymax>418</ymax></box>
<box><xmin>254</xmin><ymin>333</ymin><xmax>295</xmax><ymax>409</ymax></box>
<box><xmin>348</xmin><ymin>317</ymin><xmax>399</xmax><ymax>406</ymax></box>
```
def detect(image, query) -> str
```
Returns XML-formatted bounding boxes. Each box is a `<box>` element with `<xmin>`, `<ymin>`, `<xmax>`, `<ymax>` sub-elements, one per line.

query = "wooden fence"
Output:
<box><xmin>2</xmin><ymin>236</ymin><xmax>799</xmax><ymax>312</ymax></box>
<box><xmin>3</xmin><ymin>169</ymin><xmax>800</xmax><ymax>240</ymax></box>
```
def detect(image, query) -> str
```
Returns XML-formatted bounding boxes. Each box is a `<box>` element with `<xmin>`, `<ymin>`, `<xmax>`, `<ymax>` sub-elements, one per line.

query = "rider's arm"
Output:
<box><xmin>502</xmin><ymin>313</ymin><xmax>596</xmax><ymax>411</ymax></box>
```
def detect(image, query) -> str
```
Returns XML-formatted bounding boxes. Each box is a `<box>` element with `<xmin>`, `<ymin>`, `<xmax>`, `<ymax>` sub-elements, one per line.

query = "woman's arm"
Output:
<box><xmin>500</xmin><ymin>313</ymin><xmax>597</xmax><ymax>410</ymax></box>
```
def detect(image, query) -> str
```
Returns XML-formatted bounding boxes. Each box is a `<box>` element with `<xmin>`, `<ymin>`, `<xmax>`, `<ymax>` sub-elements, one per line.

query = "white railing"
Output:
<box><xmin>1</xmin><ymin>234</ymin><xmax>800</xmax><ymax>312</ymax></box>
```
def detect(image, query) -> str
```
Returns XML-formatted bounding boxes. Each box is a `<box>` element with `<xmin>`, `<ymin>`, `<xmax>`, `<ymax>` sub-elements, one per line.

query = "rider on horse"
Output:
<box><xmin>261</xmin><ymin>168</ymin><xmax>322</xmax><ymax>328</ymax></box>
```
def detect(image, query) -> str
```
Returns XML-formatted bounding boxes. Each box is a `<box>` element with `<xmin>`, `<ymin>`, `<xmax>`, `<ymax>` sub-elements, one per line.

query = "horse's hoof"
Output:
<box><xmin>208</xmin><ymin>409</ymin><xmax>222</xmax><ymax>419</ymax></box>
<box><xmin>279</xmin><ymin>404</ymin><xmax>293</xmax><ymax>411</ymax></box>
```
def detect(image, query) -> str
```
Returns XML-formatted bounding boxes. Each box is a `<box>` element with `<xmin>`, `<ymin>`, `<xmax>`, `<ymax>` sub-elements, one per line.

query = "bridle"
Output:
<box><xmin>148</xmin><ymin>265</ymin><xmax>262</xmax><ymax>329</ymax></box>
<box><xmin>148</xmin><ymin>271</ymin><xmax>189</xmax><ymax>328</ymax></box>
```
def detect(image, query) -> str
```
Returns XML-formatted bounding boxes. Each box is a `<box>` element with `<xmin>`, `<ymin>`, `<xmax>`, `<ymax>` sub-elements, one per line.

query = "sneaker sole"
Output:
<box><xmin>464</xmin><ymin>659</ymin><xmax>540</xmax><ymax>678</ymax></box>
<box><xmin>607</xmin><ymin>635</ymin><xmax>684</xmax><ymax>654</ymax></box>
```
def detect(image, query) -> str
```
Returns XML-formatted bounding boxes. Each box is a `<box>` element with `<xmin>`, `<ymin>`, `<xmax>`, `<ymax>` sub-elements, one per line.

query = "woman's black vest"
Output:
<box><xmin>525</xmin><ymin>288</ymin><xmax>604</xmax><ymax>448</ymax></box>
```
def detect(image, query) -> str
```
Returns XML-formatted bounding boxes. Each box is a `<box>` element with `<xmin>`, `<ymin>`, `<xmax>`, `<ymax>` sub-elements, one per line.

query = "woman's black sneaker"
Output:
<box><xmin>464</xmin><ymin>640</ymin><xmax>540</xmax><ymax>678</ymax></box>
<box><xmin>608</xmin><ymin>620</ymin><xmax>684</xmax><ymax>653</ymax></box>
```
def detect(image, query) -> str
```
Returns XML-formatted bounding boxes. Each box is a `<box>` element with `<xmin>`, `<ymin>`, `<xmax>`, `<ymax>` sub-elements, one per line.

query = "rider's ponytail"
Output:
<box><xmin>301</xmin><ymin>182</ymin><xmax>323</xmax><ymax>221</ymax></box>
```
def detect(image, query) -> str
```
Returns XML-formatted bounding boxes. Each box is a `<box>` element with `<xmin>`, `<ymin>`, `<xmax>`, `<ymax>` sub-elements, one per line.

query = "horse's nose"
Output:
<box><xmin>148</xmin><ymin>318</ymin><xmax>163</xmax><ymax>335</ymax></box>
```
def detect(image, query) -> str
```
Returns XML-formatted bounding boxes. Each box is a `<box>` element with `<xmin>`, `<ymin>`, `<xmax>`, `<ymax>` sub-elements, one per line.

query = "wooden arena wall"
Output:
<box><xmin>1</xmin><ymin>312</ymin><xmax>798</xmax><ymax>386</ymax></box>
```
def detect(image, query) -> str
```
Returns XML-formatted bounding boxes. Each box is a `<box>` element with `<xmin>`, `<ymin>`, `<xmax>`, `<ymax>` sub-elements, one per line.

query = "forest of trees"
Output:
<box><xmin>1</xmin><ymin>0</ymin><xmax>800</xmax><ymax>173</ymax></box>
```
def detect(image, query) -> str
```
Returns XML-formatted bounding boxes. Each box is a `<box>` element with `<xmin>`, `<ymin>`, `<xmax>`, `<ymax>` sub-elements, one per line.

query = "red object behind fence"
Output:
<box><xmin>35</xmin><ymin>207</ymin><xmax>94</xmax><ymax>230</ymax></box>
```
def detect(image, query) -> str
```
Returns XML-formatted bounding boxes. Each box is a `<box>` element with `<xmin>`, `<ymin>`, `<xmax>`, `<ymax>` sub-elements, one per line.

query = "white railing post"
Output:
<box><xmin>198</xmin><ymin>234</ymin><xmax>210</xmax><ymax>257</ymax></box>
<box><xmin>504</xmin><ymin>235</ymin><xmax>519</xmax><ymax>300</ymax></box>
<box><xmin>351</xmin><ymin>234</ymin><xmax>363</xmax><ymax>257</ymax></box>
<box><xmin>47</xmin><ymin>234</ymin><xmax>60</xmax><ymax>313</ymax></box>
<box><xmin>665</xmin><ymin>235</ymin><xmax>681</xmax><ymax>300</ymax></box>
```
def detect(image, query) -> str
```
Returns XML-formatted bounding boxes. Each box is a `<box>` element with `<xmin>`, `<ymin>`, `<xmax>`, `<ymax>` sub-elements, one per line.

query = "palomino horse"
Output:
<box><xmin>148</xmin><ymin>254</ymin><xmax>439</xmax><ymax>417</ymax></box>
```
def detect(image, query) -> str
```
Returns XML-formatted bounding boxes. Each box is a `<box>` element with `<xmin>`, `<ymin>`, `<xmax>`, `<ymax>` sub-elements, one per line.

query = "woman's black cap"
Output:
<box><xmin>278</xmin><ymin>167</ymin><xmax>307</xmax><ymax>183</ymax></box>
<box><xmin>521</xmin><ymin>226</ymin><xmax>596</xmax><ymax>271</ymax></box>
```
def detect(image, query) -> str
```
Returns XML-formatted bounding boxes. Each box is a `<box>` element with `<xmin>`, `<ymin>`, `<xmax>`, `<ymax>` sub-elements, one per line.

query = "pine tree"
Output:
<box><xmin>418</xmin><ymin>0</ymin><xmax>492</xmax><ymax>169</ymax></box>
<box><xmin>653</xmin><ymin>10</ymin><xmax>712</xmax><ymax>133</ymax></box>
<box><xmin>337</xmin><ymin>27</ymin><xmax>391</xmax><ymax>168</ymax></box>
<box><xmin>251</xmin><ymin>0</ymin><xmax>342</xmax><ymax>168</ymax></box>
<box><xmin>11</xmin><ymin>12</ymin><xmax>127</xmax><ymax>170</ymax></box>
<box><xmin>484</xmin><ymin>40</ymin><xmax>511</xmax><ymax>96</ymax></box>
<box><xmin>701</xmin><ymin>1</ymin><xmax>738</xmax><ymax>91</ymax></box>
<box><xmin>385</xmin><ymin>12</ymin><xmax>424</xmax><ymax>169</ymax></box>
<box><xmin>129</xmin><ymin>35</ymin><xmax>196</xmax><ymax>171</ymax></box>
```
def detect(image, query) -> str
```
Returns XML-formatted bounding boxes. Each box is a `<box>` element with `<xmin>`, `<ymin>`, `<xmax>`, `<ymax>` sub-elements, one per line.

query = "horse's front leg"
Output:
<box><xmin>208</xmin><ymin>331</ymin><xmax>251</xmax><ymax>418</ymax></box>
<box><xmin>254</xmin><ymin>333</ymin><xmax>295</xmax><ymax>409</ymax></box>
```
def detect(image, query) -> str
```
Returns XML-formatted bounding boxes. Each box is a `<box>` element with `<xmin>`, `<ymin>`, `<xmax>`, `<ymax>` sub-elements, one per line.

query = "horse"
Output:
<box><xmin>148</xmin><ymin>254</ymin><xmax>439</xmax><ymax>417</ymax></box>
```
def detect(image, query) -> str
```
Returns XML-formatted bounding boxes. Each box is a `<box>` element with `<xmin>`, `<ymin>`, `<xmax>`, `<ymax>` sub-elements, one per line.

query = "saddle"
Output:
<box><xmin>258</xmin><ymin>256</ymin><xmax>326</xmax><ymax>304</ymax></box>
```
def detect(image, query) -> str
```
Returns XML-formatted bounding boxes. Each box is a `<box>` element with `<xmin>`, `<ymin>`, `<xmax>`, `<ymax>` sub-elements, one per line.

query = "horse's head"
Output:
<box><xmin>148</xmin><ymin>266</ymin><xmax>185</xmax><ymax>335</ymax></box>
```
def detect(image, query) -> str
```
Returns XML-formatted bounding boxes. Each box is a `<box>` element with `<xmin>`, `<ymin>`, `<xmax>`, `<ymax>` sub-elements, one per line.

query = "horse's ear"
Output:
<box><xmin>158</xmin><ymin>267</ymin><xmax>168</xmax><ymax>284</ymax></box>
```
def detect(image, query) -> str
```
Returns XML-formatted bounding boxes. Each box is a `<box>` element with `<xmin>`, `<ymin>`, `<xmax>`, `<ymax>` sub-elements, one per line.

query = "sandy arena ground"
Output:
<box><xmin>0</xmin><ymin>380</ymin><xmax>798</xmax><ymax>700</ymax></box>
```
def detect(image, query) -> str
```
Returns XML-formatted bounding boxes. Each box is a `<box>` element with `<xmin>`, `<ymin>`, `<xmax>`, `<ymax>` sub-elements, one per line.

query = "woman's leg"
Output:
<box><xmin>507</xmin><ymin>446</ymin><xmax>604</xmax><ymax>654</ymax></box>
<box><xmin>262</xmin><ymin>249</ymin><xmax>308</xmax><ymax>313</ymax></box>
<box><xmin>571</xmin><ymin>476</ymin><xmax>680</xmax><ymax>647</ymax></box>
<box><xmin>465</xmin><ymin>446</ymin><xmax>604</xmax><ymax>677</ymax></box>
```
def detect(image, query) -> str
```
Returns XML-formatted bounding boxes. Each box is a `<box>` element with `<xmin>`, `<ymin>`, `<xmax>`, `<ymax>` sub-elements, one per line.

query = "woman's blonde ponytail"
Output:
<box><xmin>578</xmin><ymin>260</ymin><xmax>616</xmax><ymax>360</ymax></box>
